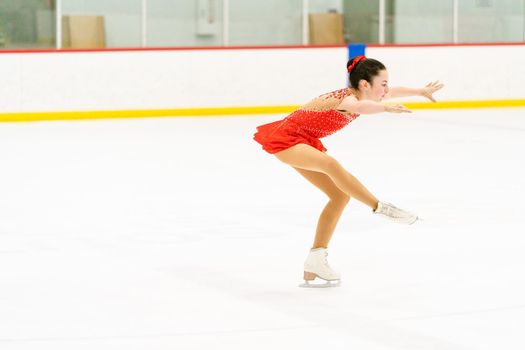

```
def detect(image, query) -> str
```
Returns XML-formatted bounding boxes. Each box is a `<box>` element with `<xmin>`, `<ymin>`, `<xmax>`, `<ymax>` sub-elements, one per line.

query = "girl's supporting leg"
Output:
<box><xmin>293</xmin><ymin>167</ymin><xmax>350</xmax><ymax>249</ymax></box>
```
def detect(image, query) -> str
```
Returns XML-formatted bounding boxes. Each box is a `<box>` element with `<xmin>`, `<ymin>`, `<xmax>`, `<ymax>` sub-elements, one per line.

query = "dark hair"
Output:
<box><xmin>347</xmin><ymin>57</ymin><xmax>386</xmax><ymax>89</ymax></box>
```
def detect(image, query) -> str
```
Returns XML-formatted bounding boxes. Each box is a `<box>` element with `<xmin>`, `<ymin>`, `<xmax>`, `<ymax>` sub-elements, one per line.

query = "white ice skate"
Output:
<box><xmin>299</xmin><ymin>247</ymin><xmax>341</xmax><ymax>288</ymax></box>
<box><xmin>373</xmin><ymin>201</ymin><xmax>418</xmax><ymax>224</ymax></box>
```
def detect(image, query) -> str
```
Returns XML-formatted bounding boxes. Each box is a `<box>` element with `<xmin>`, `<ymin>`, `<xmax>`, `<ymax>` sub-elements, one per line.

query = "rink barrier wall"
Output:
<box><xmin>0</xmin><ymin>45</ymin><xmax>348</xmax><ymax>121</ymax></box>
<box><xmin>1</xmin><ymin>43</ymin><xmax>525</xmax><ymax>122</ymax></box>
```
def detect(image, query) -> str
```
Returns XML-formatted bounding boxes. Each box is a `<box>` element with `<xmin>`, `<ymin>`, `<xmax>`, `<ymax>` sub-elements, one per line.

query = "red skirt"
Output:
<box><xmin>253</xmin><ymin>119</ymin><xmax>326</xmax><ymax>154</ymax></box>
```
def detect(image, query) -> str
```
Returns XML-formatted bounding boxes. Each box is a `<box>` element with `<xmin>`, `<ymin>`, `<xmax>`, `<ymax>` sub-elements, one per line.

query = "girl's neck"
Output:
<box><xmin>349</xmin><ymin>87</ymin><xmax>363</xmax><ymax>100</ymax></box>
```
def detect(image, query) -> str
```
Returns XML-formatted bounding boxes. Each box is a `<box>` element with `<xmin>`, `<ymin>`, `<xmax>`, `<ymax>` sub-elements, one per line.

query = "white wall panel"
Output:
<box><xmin>0</xmin><ymin>47</ymin><xmax>348</xmax><ymax>113</ymax></box>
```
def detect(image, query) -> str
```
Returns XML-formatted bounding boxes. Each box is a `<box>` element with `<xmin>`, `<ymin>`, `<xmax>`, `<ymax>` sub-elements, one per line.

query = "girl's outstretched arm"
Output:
<box><xmin>384</xmin><ymin>81</ymin><xmax>444</xmax><ymax>102</ymax></box>
<box><xmin>337</xmin><ymin>96</ymin><xmax>412</xmax><ymax>115</ymax></box>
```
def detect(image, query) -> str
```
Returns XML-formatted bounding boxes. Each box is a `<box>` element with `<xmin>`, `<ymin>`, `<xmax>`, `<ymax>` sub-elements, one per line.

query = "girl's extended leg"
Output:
<box><xmin>274</xmin><ymin>144</ymin><xmax>379</xmax><ymax>209</ymax></box>
<box><xmin>293</xmin><ymin>167</ymin><xmax>350</xmax><ymax>249</ymax></box>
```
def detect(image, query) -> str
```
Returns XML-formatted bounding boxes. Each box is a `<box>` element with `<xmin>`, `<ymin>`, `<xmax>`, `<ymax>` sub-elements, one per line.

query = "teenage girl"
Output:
<box><xmin>253</xmin><ymin>55</ymin><xmax>443</xmax><ymax>287</ymax></box>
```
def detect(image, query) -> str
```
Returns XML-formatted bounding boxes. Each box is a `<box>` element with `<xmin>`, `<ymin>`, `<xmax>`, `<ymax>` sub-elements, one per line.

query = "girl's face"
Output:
<box><xmin>360</xmin><ymin>69</ymin><xmax>389</xmax><ymax>102</ymax></box>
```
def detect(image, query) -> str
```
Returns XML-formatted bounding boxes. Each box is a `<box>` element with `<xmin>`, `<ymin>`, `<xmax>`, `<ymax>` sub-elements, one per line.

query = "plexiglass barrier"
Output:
<box><xmin>0</xmin><ymin>0</ymin><xmax>523</xmax><ymax>50</ymax></box>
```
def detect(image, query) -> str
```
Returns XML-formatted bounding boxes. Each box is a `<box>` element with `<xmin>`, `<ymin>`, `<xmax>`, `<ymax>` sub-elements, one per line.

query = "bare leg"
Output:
<box><xmin>275</xmin><ymin>144</ymin><xmax>379</xmax><ymax>209</ymax></box>
<box><xmin>293</xmin><ymin>167</ymin><xmax>350</xmax><ymax>249</ymax></box>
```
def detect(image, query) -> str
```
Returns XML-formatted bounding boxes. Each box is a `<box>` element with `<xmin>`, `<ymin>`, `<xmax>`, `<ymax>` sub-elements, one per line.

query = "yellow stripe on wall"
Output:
<box><xmin>0</xmin><ymin>106</ymin><xmax>299</xmax><ymax>122</ymax></box>
<box><xmin>2</xmin><ymin>99</ymin><xmax>525</xmax><ymax>122</ymax></box>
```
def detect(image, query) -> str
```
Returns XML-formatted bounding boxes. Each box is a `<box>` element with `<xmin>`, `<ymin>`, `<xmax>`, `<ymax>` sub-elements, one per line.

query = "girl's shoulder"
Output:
<box><xmin>300</xmin><ymin>87</ymin><xmax>356</xmax><ymax>112</ymax></box>
<box><xmin>317</xmin><ymin>87</ymin><xmax>354</xmax><ymax>100</ymax></box>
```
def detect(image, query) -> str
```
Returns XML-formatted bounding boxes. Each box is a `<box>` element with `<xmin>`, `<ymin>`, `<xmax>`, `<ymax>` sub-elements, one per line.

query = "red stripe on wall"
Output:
<box><xmin>0</xmin><ymin>44</ymin><xmax>347</xmax><ymax>55</ymax></box>
<box><xmin>2</xmin><ymin>41</ymin><xmax>523</xmax><ymax>55</ymax></box>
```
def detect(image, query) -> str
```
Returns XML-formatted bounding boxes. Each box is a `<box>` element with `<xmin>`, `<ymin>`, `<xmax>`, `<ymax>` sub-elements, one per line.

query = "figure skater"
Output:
<box><xmin>253</xmin><ymin>55</ymin><xmax>443</xmax><ymax>287</ymax></box>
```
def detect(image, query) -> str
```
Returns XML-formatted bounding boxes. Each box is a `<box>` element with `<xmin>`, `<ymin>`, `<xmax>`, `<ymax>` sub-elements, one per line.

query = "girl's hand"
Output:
<box><xmin>420</xmin><ymin>81</ymin><xmax>444</xmax><ymax>102</ymax></box>
<box><xmin>384</xmin><ymin>104</ymin><xmax>412</xmax><ymax>113</ymax></box>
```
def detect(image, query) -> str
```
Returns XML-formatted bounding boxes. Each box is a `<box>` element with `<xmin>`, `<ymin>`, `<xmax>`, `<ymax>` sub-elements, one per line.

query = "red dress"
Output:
<box><xmin>253</xmin><ymin>88</ymin><xmax>360</xmax><ymax>154</ymax></box>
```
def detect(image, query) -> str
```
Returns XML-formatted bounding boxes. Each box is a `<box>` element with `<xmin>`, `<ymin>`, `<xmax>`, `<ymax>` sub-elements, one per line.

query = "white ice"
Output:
<box><xmin>0</xmin><ymin>108</ymin><xmax>524</xmax><ymax>350</ymax></box>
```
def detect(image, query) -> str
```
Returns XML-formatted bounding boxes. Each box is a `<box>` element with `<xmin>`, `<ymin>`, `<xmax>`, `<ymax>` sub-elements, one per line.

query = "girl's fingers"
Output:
<box><xmin>397</xmin><ymin>105</ymin><xmax>412</xmax><ymax>113</ymax></box>
<box><xmin>429</xmin><ymin>80</ymin><xmax>443</xmax><ymax>89</ymax></box>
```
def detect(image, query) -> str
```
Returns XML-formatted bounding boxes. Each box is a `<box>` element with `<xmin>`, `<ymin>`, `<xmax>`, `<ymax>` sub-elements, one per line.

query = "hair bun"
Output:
<box><xmin>347</xmin><ymin>55</ymin><xmax>367</xmax><ymax>73</ymax></box>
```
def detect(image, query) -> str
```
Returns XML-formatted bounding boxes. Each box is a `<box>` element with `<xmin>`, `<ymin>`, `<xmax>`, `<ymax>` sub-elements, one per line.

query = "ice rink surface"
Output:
<box><xmin>0</xmin><ymin>108</ymin><xmax>524</xmax><ymax>349</ymax></box>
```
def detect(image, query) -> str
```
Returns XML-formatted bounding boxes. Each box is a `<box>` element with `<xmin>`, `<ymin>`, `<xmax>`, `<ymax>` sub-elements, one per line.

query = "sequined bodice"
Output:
<box><xmin>284</xmin><ymin>88</ymin><xmax>360</xmax><ymax>138</ymax></box>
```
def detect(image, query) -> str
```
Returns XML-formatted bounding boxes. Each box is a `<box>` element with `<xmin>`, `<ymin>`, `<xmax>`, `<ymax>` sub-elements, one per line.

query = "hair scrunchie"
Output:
<box><xmin>347</xmin><ymin>55</ymin><xmax>367</xmax><ymax>73</ymax></box>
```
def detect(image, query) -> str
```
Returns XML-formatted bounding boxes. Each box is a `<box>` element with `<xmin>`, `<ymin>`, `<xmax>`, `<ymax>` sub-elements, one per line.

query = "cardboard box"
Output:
<box><xmin>309</xmin><ymin>13</ymin><xmax>344</xmax><ymax>45</ymax></box>
<box><xmin>62</xmin><ymin>15</ymin><xmax>106</xmax><ymax>49</ymax></box>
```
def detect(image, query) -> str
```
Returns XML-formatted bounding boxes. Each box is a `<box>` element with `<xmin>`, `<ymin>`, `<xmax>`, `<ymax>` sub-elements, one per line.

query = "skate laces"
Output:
<box><xmin>306</xmin><ymin>249</ymin><xmax>334</xmax><ymax>271</ymax></box>
<box><xmin>384</xmin><ymin>203</ymin><xmax>409</xmax><ymax>219</ymax></box>
<box><xmin>322</xmin><ymin>251</ymin><xmax>333</xmax><ymax>269</ymax></box>
<box><xmin>387</xmin><ymin>203</ymin><xmax>402</xmax><ymax>218</ymax></box>
<box><xmin>374</xmin><ymin>201</ymin><xmax>417</xmax><ymax>224</ymax></box>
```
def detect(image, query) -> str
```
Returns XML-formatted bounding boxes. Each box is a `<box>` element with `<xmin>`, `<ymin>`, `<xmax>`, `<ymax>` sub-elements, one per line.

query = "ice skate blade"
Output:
<box><xmin>299</xmin><ymin>279</ymin><xmax>341</xmax><ymax>288</ymax></box>
<box><xmin>408</xmin><ymin>217</ymin><xmax>419</xmax><ymax>225</ymax></box>
<box><xmin>392</xmin><ymin>216</ymin><xmax>420</xmax><ymax>225</ymax></box>
<box><xmin>407</xmin><ymin>216</ymin><xmax>423</xmax><ymax>225</ymax></box>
